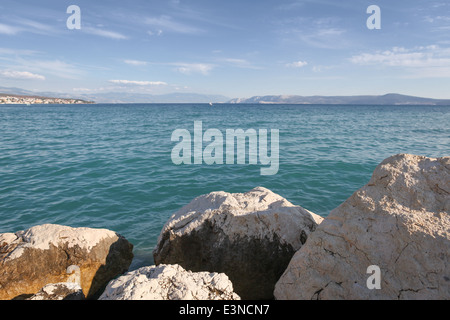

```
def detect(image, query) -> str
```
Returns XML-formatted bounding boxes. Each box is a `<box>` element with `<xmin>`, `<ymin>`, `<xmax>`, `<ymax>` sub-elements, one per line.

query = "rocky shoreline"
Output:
<box><xmin>0</xmin><ymin>93</ymin><xmax>94</xmax><ymax>105</ymax></box>
<box><xmin>1</xmin><ymin>154</ymin><xmax>448</xmax><ymax>300</ymax></box>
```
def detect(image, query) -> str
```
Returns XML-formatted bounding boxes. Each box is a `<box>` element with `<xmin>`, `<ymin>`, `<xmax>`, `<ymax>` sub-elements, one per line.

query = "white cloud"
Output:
<box><xmin>0</xmin><ymin>70</ymin><xmax>45</xmax><ymax>80</ymax></box>
<box><xmin>147</xmin><ymin>30</ymin><xmax>163</xmax><ymax>36</ymax></box>
<box><xmin>0</xmin><ymin>19</ymin><xmax>60</xmax><ymax>37</ymax></box>
<box><xmin>296</xmin><ymin>28</ymin><xmax>347</xmax><ymax>49</ymax></box>
<box><xmin>276</xmin><ymin>15</ymin><xmax>348</xmax><ymax>49</ymax></box>
<box><xmin>286</xmin><ymin>60</ymin><xmax>308</xmax><ymax>68</ymax></box>
<box><xmin>83</xmin><ymin>27</ymin><xmax>128</xmax><ymax>40</ymax></box>
<box><xmin>223</xmin><ymin>58</ymin><xmax>248</xmax><ymax>65</ymax></box>
<box><xmin>172</xmin><ymin>63</ymin><xmax>213</xmax><ymax>75</ymax></box>
<box><xmin>350</xmin><ymin>45</ymin><xmax>450</xmax><ymax>78</ymax></box>
<box><xmin>26</xmin><ymin>60</ymin><xmax>84</xmax><ymax>79</ymax></box>
<box><xmin>0</xmin><ymin>48</ymin><xmax>40</xmax><ymax>56</ymax></box>
<box><xmin>0</xmin><ymin>47</ymin><xmax>84</xmax><ymax>79</ymax></box>
<box><xmin>109</xmin><ymin>80</ymin><xmax>168</xmax><ymax>86</ymax></box>
<box><xmin>424</xmin><ymin>15</ymin><xmax>450</xmax><ymax>24</ymax></box>
<box><xmin>351</xmin><ymin>46</ymin><xmax>450</xmax><ymax>68</ymax></box>
<box><xmin>145</xmin><ymin>15</ymin><xmax>203</xmax><ymax>34</ymax></box>
<box><xmin>0</xmin><ymin>23</ymin><xmax>20</xmax><ymax>35</ymax></box>
<box><xmin>311</xmin><ymin>65</ymin><xmax>336</xmax><ymax>73</ymax></box>
<box><xmin>124</xmin><ymin>60</ymin><xmax>148</xmax><ymax>66</ymax></box>
<box><xmin>15</xmin><ymin>18</ymin><xmax>57</xmax><ymax>35</ymax></box>
<box><xmin>220</xmin><ymin>58</ymin><xmax>262</xmax><ymax>70</ymax></box>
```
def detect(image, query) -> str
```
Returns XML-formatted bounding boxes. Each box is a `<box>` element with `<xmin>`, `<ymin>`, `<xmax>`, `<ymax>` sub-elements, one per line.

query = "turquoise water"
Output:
<box><xmin>1</xmin><ymin>104</ymin><xmax>449</xmax><ymax>269</ymax></box>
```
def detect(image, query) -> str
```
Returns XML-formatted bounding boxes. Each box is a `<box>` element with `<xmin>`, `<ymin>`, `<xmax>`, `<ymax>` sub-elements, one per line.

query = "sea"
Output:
<box><xmin>0</xmin><ymin>103</ymin><xmax>449</xmax><ymax>269</ymax></box>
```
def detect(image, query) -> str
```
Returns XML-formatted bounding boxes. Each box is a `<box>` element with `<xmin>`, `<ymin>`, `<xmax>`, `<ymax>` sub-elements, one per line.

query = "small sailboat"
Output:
<box><xmin>209</xmin><ymin>102</ymin><xmax>213</xmax><ymax>106</ymax></box>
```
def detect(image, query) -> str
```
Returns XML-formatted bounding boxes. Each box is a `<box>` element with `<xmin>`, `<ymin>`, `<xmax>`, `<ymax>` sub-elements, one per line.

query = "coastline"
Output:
<box><xmin>0</xmin><ymin>94</ymin><xmax>94</xmax><ymax>105</ymax></box>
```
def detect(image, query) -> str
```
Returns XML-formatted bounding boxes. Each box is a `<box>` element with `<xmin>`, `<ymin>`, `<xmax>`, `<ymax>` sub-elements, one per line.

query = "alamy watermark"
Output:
<box><xmin>66</xmin><ymin>5</ymin><xmax>81</xmax><ymax>30</ymax></box>
<box><xmin>66</xmin><ymin>5</ymin><xmax>381</xmax><ymax>31</ymax></box>
<box><xmin>171</xmin><ymin>121</ymin><xmax>279</xmax><ymax>176</ymax></box>
<box><xmin>366</xmin><ymin>265</ymin><xmax>382</xmax><ymax>290</ymax></box>
<box><xmin>367</xmin><ymin>5</ymin><xmax>381</xmax><ymax>30</ymax></box>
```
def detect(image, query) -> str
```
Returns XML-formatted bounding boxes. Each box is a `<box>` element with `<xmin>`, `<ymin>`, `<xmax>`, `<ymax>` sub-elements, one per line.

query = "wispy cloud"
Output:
<box><xmin>13</xmin><ymin>59</ymin><xmax>85</xmax><ymax>79</ymax></box>
<box><xmin>14</xmin><ymin>18</ymin><xmax>58</xmax><ymax>36</ymax></box>
<box><xmin>171</xmin><ymin>62</ymin><xmax>214</xmax><ymax>75</ymax></box>
<box><xmin>222</xmin><ymin>58</ymin><xmax>248</xmax><ymax>65</ymax></box>
<box><xmin>275</xmin><ymin>15</ymin><xmax>348</xmax><ymax>49</ymax></box>
<box><xmin>147</xmin><ymin>30</ymin><xmax>163</xmax><ymax>36</ymax></box>
<box><xmin>0</xmin><ymin>46</ymin><xmax>86</xmax><ymax>80</ymax></box>
<box><xmin>109</xmin><ymin>80</ymin><xmax>168</xmax><ymax>86</ymax></box>
<box><xmin>286</xmin><ymin>60</ymin><xmax>308</xmax><ymax>68</ymax></box>
<box><xmin>350</xmin><ymin>45</ymin><xmax>450</xmax><ymax>78</ymax></box>
<box><xmin>0</xmin><ymin>47</ymin><xmax>41</xmax><ymax>56</ymax></box>
<box><xmin>296</xmin><ymin>27</ymin><xmax>346</xmax><ymax>49</ymax></box>
<box><xmin>424</xmin><ymin>15</ymin><xmax>450</xmax><ymax>23</ymax></box>
<box><xmin>351</xmin><ymin>46</ymin><xmax>450</xmax><ymax>68</ymax></box>
<box><xmin>0</xmin><ymin>17</ymin><xmax>61</xmax><ymax>37</ymax></box>
<box><xmin>0</xmin><ymin>23</ymin><xmax>20</xmax><ymax>35</ymax></box>
<box><xmin>145</xmin><ymin>15</ymin><xmax>204</xmax><ymax>35</ymax></box>
<box><xmin>277</xmin><ymin>0</ymin><xmax>355</xmax><ymax>11</ymax></box>
<box><xmin>83</xmin><ymin>27</ymin><xmax>128</xmax><ymax>40</ymax></box>
<box><xmin>219</xmin><ymin>58</ymin><xmax>263</xmax><ymax>70</ymax></box>
<box><xmin>123</xmin><ymin>60</ymin><xmax>148</xmax><ymax>66</ymax></box>
<box><xmin>0</xmin><ymin>70</ymin><xmax>45</xmax><ymax>80</ymax></box>
<box><xmin>166</xmin><ymin>0</ymin><xmax>243</xmax><ymax>31</ymax></box>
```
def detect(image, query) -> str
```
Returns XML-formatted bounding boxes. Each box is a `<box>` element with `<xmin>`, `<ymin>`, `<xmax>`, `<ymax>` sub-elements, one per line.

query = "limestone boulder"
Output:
<box><xmin>0</xmin><ymin>224</ymin><xmax>134</xmax><ymax>300</ymax></box>
<box><xmin>99</xmin><ymin>264</ymin><xmax>240</xmax><ymax>300</ymax></box>
<box><xmin>274</xmin><ymin>154</ymin><xmax>450</xmax><ymax>300</ymax></box>
<box><xmin>153</xmin><ymin>187</ymin><xmax>323</xmax><ymax>300</ymax></box>
<box><xmin>27</xmin><ymin>282</ymin><xmax>85</xmax><ymax>300</ymax></box>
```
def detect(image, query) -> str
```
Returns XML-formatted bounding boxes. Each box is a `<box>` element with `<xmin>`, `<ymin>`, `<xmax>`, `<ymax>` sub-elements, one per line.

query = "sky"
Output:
<box><xmin>0</xmin><ymin>0</ymin><xmax>450</xmax><ymax>99</ymax></box>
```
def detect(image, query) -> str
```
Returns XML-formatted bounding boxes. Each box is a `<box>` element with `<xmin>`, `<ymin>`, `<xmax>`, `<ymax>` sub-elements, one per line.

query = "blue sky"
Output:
<box><xmin>1</xmin><ymin>0</ymin><xmax>450</xmax><ymax>99</ymax></box>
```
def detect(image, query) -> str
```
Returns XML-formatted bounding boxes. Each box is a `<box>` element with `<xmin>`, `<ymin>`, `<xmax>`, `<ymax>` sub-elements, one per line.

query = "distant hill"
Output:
<box><xmin>0</xmin><ymin>86</ymin><xmax>37</xmax><ymax>96</ymax></box>
<box><xmin>79</xmin><ymin>92</ymin><xmax>230</xmax><ymax>104</ymax></box>
<box><xmin>0</xmin><ymin>87</ymin><xmax>93</xmax><ymax>104</ymax></box>
<box><xmin>229</xmin><ymin>94</ymin><xmax>450</xmax><ymax>105</ymax></box>
<box><xmin>1</xmin><ymin>86</ymin><xmax>449</xmax><ymax>105</ymax></box>
<box><xmin>0</xmin><ymin>92</ymin><xmax>94</xmax><ymax>104</ymax></box>
<box><xmin>0</xmin><ymin>86</ymin><xmax>229</xmax><ymax>104</ymax></box>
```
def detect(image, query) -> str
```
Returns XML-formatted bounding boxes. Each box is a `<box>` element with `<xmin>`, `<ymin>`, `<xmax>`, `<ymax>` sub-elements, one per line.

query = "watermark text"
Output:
<box><xmin>171</xmin><ymin>121</ymin><xmax>279</xmax><ymax>176</ymax></box>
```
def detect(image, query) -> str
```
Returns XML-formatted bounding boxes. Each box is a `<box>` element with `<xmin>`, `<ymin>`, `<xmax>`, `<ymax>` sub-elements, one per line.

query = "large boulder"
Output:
<box><xmin>99</xmin><ymin>264</ymin><xmax>240</xmax><ymax>300</ymax></box>
<box><xmin>0</xmin><ymin>224</ymin><xmax>134</xmax><ymax>300</ymax></box>
<box><xmin>275</xmin><ymin>154</ymin><xmax>450</xmax><ymax>300</ymax></box>
<box><xmin>153</xmin><ymin>187</ymin><xmax>323</xmax><ymax>300</ymax></box>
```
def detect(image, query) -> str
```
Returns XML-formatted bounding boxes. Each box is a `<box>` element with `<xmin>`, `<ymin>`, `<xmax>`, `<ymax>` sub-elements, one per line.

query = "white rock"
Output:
<box><xmin>0</xmin><ymin>224</ymin><xmax>133</xmax><ymax>300</ymax></box>
<box><xmin>99</xmin><ymin>264</ymin><xmax>240</xmax><ymax>300</ymax></box>
<box><xmin>0</xmin><ymin>233</ymin><xmax>18</xmax><ymax>246</ymax></box>
<box><xmin>274</xmin><ymin>154</ymin><xmax>450</xmax><ymax>300</ymax></box>
<box><xmin>8</xmin><ymin>224</ymin><xmax>118</xmax><ymax>260</ymax></box>
<box><xmin>159</xmin><ymin>187</ymin><xmax>322</xmax><ymax>247</ymax></box>
<box><xmin>153</xmin><ymin>187</ymin><xmax>323</xmax><ymax>299</ymax></box>
<box><xmin>28</xmin><ymin>282</ymin><xmax>85</xmax><ymax>300</ymax></box>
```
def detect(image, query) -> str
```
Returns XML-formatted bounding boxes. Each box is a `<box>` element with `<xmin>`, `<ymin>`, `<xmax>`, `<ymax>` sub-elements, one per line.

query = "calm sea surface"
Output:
<box><xmin>1</xmin><ymin>104</ymin><xmax>449</xmax><ymax>269</ymax></box>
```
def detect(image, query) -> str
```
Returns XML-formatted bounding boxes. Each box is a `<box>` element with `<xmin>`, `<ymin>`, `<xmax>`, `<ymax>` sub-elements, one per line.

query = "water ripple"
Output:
<box><xmin>1</xmin><ymin>104</ymin><xmax>449</xmax><ymax>269</ymax></box>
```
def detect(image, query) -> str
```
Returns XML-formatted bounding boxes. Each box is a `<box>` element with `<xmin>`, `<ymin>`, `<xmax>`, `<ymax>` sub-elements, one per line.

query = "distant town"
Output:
<box><xmin>0</xmin><ymin>94</ymin><xmax>94</xmax><ymax>105</ymax></box>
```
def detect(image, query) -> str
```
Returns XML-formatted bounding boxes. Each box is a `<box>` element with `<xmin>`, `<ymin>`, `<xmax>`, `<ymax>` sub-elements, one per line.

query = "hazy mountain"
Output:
<box><xmin>0</xmin><ymin>86</ymin><xmax>229</xmax><ymax>104</ymax></box>
<box><xmin>79</xmin><ymin>92</ymin><xmax>230</xmax><ymax>104</ymax></box>
<box><xmin>0</xmin><ymin>86</ymin><xmax>37</xmax><ymax>96</ymax></box>
<box><xmin>1</xmin><ymin>87</ymin><xmax>449</xmax><ymax>105</ymax></box>
<box><xmin>229</xmin><ymin>94</ymin><xmax>450</xmax><ymax>105</ymax></box>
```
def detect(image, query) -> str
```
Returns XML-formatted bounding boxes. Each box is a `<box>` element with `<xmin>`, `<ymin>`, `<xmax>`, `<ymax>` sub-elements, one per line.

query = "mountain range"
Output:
<box><xmin>229</xmin><ymin>94</ymin><xmax>450</xmax><ymax>105</ymax></box>
<box><xmin>1</xmin><ymin>86</ymin><xmax>450</xmax><ymax>105</ymax></box>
